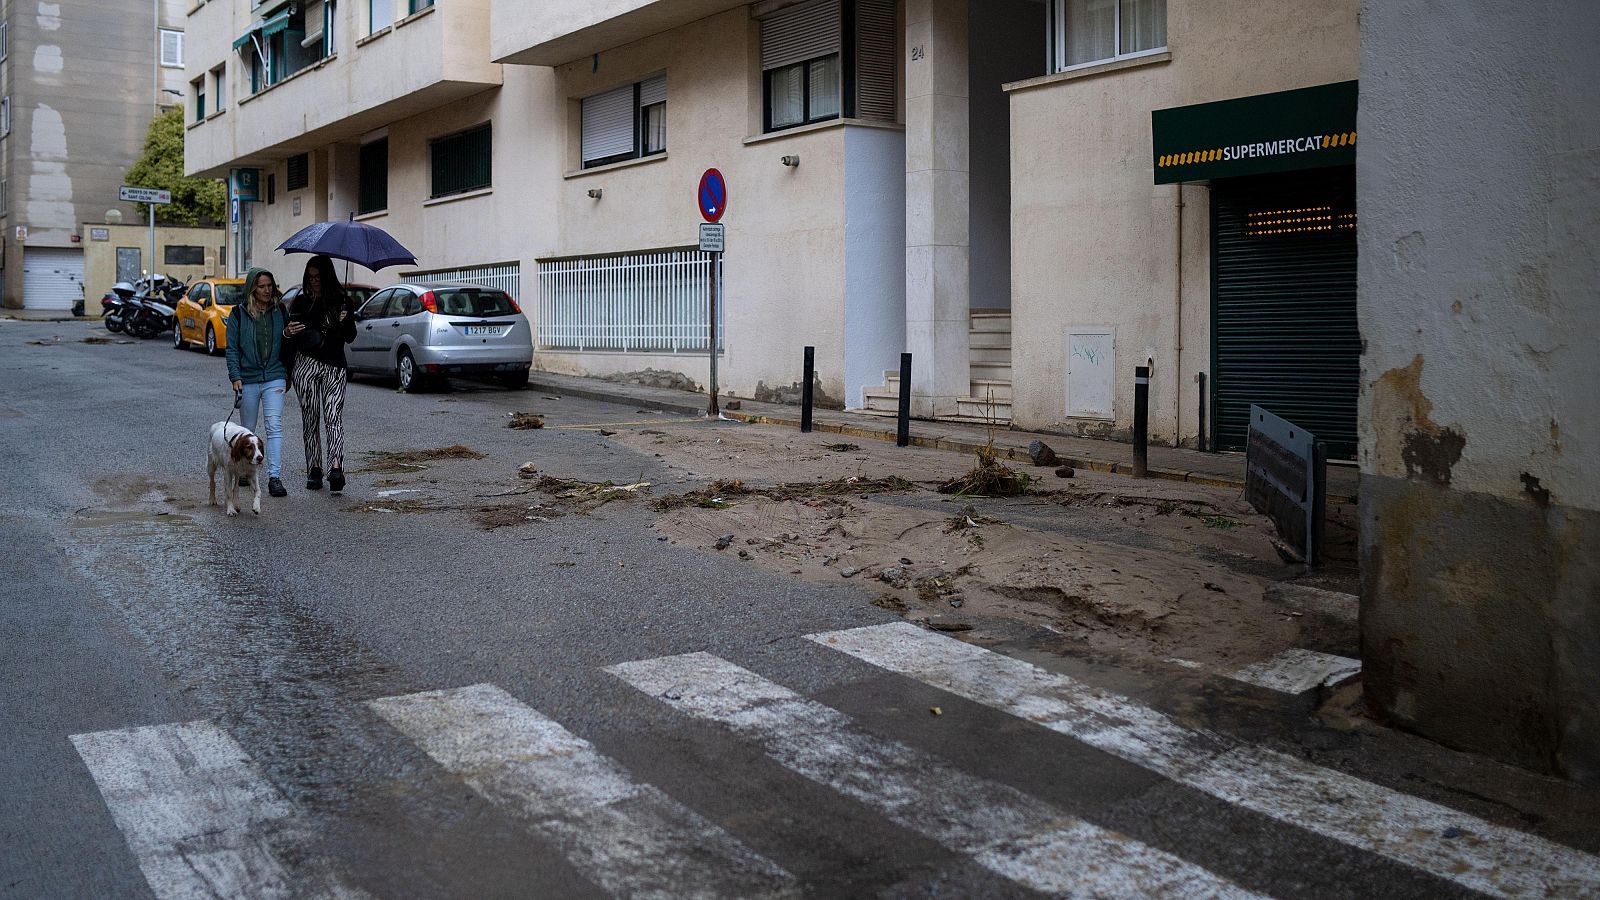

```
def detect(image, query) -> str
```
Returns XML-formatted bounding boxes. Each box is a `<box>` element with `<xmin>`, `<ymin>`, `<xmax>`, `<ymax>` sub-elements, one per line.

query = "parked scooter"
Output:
<box><xmin>125</xmin><ymin>274</ymin><xmax>187</xmax><ymax>339</ymax></box>
<box><xmin>100</xmin><ymin>281</ymin><xmax>138</xmax><ymax>333</ymax></box>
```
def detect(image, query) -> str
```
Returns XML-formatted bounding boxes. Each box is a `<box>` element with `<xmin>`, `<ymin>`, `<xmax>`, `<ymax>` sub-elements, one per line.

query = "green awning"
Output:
<box><xmin>1151</xmin><ymin>81</ymin><xmax>1358</xmax><ymax>184</ymax></box>
<box><xmin>233</xmin><ymin>9</ymin><xmax>291</xmax><ymax>50</ymax></box>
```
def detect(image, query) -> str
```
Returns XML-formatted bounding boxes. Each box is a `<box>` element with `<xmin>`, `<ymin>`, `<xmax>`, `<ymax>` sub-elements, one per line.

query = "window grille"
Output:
<box><xmin>430</xmin><ymin>124</ymin><xmax>492</xmax><ymax>197</ymax></box>
<box><xmin>537</xmin><ymin>249</ymin><xmax>725</xmax><ymax>353</ymax></box>
<box><xmin>359</xmin><ymin>138</ymin><xmax>388</xmax><ymax>214</ymax></box>
<box><xmin>287</xmin><ymin>153</ymin><xmax>310</xmax><ymax>191</ymax></box>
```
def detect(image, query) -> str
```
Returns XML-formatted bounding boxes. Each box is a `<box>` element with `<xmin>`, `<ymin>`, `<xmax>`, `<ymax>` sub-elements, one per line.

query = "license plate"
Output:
<box><xmin>464</xmin><ymin>325</ymin><xmax>504</xmax><ymax>336</ymax></box>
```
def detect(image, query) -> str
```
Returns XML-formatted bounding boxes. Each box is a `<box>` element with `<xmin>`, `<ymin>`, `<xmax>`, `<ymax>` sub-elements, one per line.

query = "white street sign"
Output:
<box><xmin>698</xmin><ymin>223</ymin><xmax>725</xmax><ymax>253</ymax></box>
<box><xmin>119</xmin><ymin>186</ymin><xmax>172</xmax><ymax>204</ymax></box>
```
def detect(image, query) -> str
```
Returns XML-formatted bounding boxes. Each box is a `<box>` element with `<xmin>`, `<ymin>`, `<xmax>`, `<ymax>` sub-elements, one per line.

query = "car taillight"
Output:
<box><xmin>420</xmin><ymin>291</ymin><xmax>438</xmax><ymax>314</ymax></box>
<box><xmin>505</xmin><ymin>295</ymin><xmax>522</xmax><ymax>314</ymax></box>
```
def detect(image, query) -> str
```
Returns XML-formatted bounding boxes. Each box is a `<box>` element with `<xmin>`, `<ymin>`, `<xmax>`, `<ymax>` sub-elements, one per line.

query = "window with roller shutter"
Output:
<box><xmin>580</xmin><ymin>74</ymin><xmax>667</xmax><ymax>169</ymax></box>
<box><xmin>760</xmin><ymin>0</ymin><xmax>897</xmax><ymax>133</ymax></box>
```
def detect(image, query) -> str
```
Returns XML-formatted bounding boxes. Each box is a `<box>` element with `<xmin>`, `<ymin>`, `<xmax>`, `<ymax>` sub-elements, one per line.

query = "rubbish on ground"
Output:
<box><xmin>1027</xmin><ymin>440</ymin><xmax>1059</xmax><ymax>467</ymax></box>
<box><xmin>738</xmin><ymin>549</ymin><xmax>751</xmax><ymax>559</ymax></box>
<box><xmin>1055</xmin><ymin>466</ymin><xmax>1076</xmax><ymax>478</ymax></box>
<box><xmin>376</xmin><ymin>489</ymin><xmax>421</xmax><ymax>497</ymax></box>
<box><xmin>872</xmin><ymin>593</ymin><xmax>908</xmax><ymax>613</ymax></box>
<box><xmin>938</xmin><ymin>443</ymin><xmax>1032</xmax><ymax>497</ymax></box>
<box><xmin>518</xmin><ymin>462</ymin><xmax>539</xmax><ymax>478</ymax></box>
<box><xmin>473</xmin><ymin>505</ymin><xmax>559</xmax><ymax>530</ymax></box>
<box><xmin>878</xmin><ymin>567</ymin><xmax>911</xmax><ymax>589</ymax></box>
<box><xmin>714</xmin><ymin>534</ymin><xmax>734</xmax><ymax>550</ymax></box>
<box><xmin>81</xmin><ymin>336</ymin><xmax>114</xmax><ymax>344</ymax></box>
<box><xmin>598</xmin><ymin>429</ymin><xmax>618</xmax><ymax>436</ymax></box>
<box><xmin>839</xmin><ymin>566</ymin><xmax>862</xmax><ymax>578</ymax></box>
<box><xmin>543</xmin><ymin>395</ymin><xmax>562</xmax><ymax>401</ymax></box>
<box><xmin>922</xmin><ymin>619</ymin><xmax>973</xmax><ymax>633</ymax></box>
<box><xmin>533</xmin><ymin>476</ymin><xmax>652</xmax><ymax>509</ymax></box>
<box><xmin>725</xmin><ymin>400</ymin><xmax>742</xmax><ymax>410</ymax></box>
<box><xmin>507</xmin><ymin>412</ymin><xmax>545</xmax><ymax>430</ymax></box>
<box><xmin>929</xmin><ymin>707</ymin><xmax>943</xmax><ymax>716</ymax></box>
<box><xmin>825</xmin><ymin>443</ymin><xmax>861</xmax><ymax>453</ymax></box>
<box><xmin>361</xmin><ymin>445</ymin><xmax>485</xmax><ymax>473</ymax></box>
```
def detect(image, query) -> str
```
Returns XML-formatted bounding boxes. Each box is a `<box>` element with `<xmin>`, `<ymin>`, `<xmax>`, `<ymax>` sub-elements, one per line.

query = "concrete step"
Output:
<box><xmin>970</xmin><ymin>347</ymin><xmax>1012</xmax><ymax>365</ymax></box>
<box><xmin>969</xmin><ymin>313</ymin><xmax>1012</xmax><ymax>335</ymax></box>
<box><xmin>969</xmin><ymin>379</ymin><xmax>1012</xmax><ymax>401</ymax></box>
<box><xmin>956</xmin><ymin>396</ymin><xmax>1013</xmax><ymax>421</ymax></box>
<box><xmin>862</xmin><ymin>392</ymin><xmax>901</xmax><ymax>413</ymax></box>
<box><xmin>970</xmin><ymin>362</ymin><xmax>1012</xmax><ymax>383</ymax></box>
<box><xmin>968</xmin><ymin>330</ymin><xmax>1012</xmax><ymax>350</ymax></box>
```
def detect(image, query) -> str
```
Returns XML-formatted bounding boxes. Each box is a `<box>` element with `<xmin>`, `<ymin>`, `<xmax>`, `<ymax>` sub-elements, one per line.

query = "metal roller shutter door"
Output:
<box><xmin>1211</xmin><ymin>168</ymin><xmax>1359</xmax><ymax>459</ymax></box>
<box><xmin>23</xmin><ymin>247</ymin><xmax>86</xmax><ymax>311</ymax></box>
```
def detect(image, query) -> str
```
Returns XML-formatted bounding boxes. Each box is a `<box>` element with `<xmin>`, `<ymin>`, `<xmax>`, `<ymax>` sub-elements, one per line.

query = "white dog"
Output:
<box><xmin>208</xmin><ymin>421</ymin><xmax>265</xmax><ymax>516</ymax></box>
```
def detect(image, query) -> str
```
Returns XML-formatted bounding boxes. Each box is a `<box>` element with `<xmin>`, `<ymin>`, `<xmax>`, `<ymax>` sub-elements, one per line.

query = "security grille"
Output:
<box><xmin>536</xmin><ymin>249</ymin><xmax>724</xmax><ymax>353</ymax></box>
<box><xmin>430</xmin><ymin>123</ymin><xmax>492</xmax><ymax>197</ymax></box>
<box><xmin>403</xmin><ymin>261</ymin><xmax>521</xmax><ymax>301</ymax></box>
<box><xmin>286</xmin><ymin>153</ymin><xmax>309</xmax><ymax>191</ymax></box>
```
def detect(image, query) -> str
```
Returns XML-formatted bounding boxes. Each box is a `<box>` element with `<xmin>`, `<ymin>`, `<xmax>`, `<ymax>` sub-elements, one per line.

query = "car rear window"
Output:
<box><xmin>213</xmin><ymin>283</ymin><xmax>246</xmax><ymax>306</ymax></box>
<box><xmin>434</xmin><ymin>290</ymin><xmax>518</xmax><ymax>318</ymax></box>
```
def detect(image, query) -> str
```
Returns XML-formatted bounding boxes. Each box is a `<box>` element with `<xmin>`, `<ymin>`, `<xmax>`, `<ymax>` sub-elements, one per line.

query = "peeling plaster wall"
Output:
<box><xmin>1358</xmin><ymin>0</ymin><xmax>1600</xmax><ymax>783</ymax></box>
<box><xmin>3</xmin><ymin>0</ymin><xmax>190</xmax><ymax>307</ymax></box>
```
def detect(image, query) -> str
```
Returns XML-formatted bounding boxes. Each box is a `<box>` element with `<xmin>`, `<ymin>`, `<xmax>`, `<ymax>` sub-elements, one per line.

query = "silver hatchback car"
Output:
<box><xmin>345</xmin><ymin>281</ymin><xmax>533</xmax><ymax>391</ymax></box>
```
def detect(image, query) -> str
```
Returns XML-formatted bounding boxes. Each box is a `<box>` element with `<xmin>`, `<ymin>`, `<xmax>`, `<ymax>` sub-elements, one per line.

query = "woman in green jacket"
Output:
<box><xmin>224</xmin><ymin>267</ymin><xmax>290</xmax><ymax>497</ymax></box>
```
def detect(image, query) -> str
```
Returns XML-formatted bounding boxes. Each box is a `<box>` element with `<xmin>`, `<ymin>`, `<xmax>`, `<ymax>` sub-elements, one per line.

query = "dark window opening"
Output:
<box><xmin>287</xmin><ymin>153</ymin><xmax>309</xmax><ymax>191</ymax></box>
<box><xmin>430</xmin><ymin>124</ymin><xmax>492</xmax><ymax>198</ymax></box>
<box><xmin>358</xmin><ymin>138</ymin><xmax>388</xmax><ymax>214</ymax></box>
<box><xmin>164</xmin><ymin>245</ymin><xmax>206</xmax><ymax>266</ymax></box>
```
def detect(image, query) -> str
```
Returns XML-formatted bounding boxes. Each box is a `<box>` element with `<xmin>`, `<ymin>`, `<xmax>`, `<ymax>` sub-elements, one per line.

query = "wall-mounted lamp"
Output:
<box><xmin>162</xmin><ymin>88</ymin><xmax>184</xmax><ymax>97</ymax></box>
<box><xmin>780</xmin><ymin>155</ymin><xmax>800</xmax><ymax>168</ymax></box>
<box><xmin>586</xmin><ymin>188</ymin><xmax>603</xmax><ymax>200</ymax></box>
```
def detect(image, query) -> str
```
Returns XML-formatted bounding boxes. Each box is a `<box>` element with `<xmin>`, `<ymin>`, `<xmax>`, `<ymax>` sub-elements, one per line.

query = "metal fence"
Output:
<box><xmin>535</xmin><ymin>248</ymin><xmax>725</xmax><ymax>352</ymax></box>
<box><xmin>402</xmin><ymin>261</ymin><xmax>522</xmax><ymax>301</ymax></box>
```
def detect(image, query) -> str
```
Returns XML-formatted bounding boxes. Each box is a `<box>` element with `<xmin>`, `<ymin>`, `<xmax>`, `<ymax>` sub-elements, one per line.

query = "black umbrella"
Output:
<box><xmin>276</xmin><ymin>218</ymin><xmax>417</xmax><ymax>270</ymax></box>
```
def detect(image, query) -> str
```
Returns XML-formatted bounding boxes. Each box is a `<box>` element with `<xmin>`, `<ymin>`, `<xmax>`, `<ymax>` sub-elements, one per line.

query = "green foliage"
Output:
<box><xmin>123</xmin><ymin>107</ymin><xmax>226</xmax><ymax>226</ymax></box>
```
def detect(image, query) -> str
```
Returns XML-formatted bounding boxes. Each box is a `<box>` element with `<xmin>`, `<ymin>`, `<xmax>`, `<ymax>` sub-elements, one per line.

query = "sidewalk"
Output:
<box><xmin>0</xmin><ymin>309</ymin><xmax>92</xmax><ymax>322</ymax></box>
<box><xmin>524</xmin><ymin>371</ymin><xmax>1360</xmax><ymax>502</ymax></box>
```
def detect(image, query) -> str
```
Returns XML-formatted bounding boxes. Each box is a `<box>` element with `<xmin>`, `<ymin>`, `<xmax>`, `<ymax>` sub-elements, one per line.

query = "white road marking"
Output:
<box><xmin>1229</xmin><ymin>648</ymin><xmax>1362</xmax><ymax>694</ymax></box>
<box><xmin>809</xmin><ymin>622</ymin><xmax>1600</xmax><ymax>899</ymax></box>
<box><xmin>70</xmin><ymin>720</ymin><xmax>365</xmax><ymax>900</ymax></box>
<box><xmin>609</xmin><ymin>652</ymin><xmax>1268</xmax><ymax>899</ymax></box>
<box><xmin>368</xmin><ymin>683</ymin><xmax>797</xmax><ymax>900</ymax></box>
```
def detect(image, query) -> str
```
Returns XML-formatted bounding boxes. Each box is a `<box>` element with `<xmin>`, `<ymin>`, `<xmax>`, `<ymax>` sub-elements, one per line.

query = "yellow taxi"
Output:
<box><xmin>173</xmin><ymin>277</ymin><xmax>247</xmax><ymax>355</ymax></box>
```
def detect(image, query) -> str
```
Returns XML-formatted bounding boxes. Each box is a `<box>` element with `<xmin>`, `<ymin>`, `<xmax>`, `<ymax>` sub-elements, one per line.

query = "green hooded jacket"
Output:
<box><xmin>225</xmin><ymin>267</ymin><xmax>288</xmax><ymax>385</ymax></box>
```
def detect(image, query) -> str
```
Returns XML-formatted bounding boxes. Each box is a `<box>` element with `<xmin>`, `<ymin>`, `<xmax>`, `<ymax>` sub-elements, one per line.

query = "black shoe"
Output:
<box><xmin>268</xmin><ymin>477</ymin><xmax>287</xmax><ymax>497</ymax></box>
<box><xmin>238</xmin><ymin>475</ymin><xmax>251</xmax><ymax>487</ymax></box>
<box><xmin>306</xmin><ymin>467</ymin><xmax>323</xmax><ymax>491</ymax></box>
<box><xmin>328</xmin><ymin>467</ymin><xmax>345</xmax><ymax>494</ymax></box>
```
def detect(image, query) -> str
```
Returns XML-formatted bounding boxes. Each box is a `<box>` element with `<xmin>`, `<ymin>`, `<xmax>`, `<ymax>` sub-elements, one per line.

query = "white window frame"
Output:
<box><xmin>580</xmin><ymin>75</ymin><xmax>666</xmax><ymax>169</ymax></box>
<box><xmin>369</xmin><ymin>0</ymin><xmax>393</xmax><ymax>35</ymax></box>
<box><xmin>0</xmin><ymin>22</ymin><xmax>9</xmax><ymax>62</ymax></box>
<box><xmin>159</xmin><ymin>28</ymin><xmax>185</xmax><ymax>69</ymax></box>
<box><xmin>1</xmin><ymin>97</ymin><xmax>11</xmax><ymax>139</ymax></box>
<box><xmin>1049</xmin><ymin>0</ymin><xmax>1167</xmax><ymax>74</ymax></box>
<box><xmin>1</xmin><ymin>179</ymin><xmax>8</xmax><ymax>216</ymax></box>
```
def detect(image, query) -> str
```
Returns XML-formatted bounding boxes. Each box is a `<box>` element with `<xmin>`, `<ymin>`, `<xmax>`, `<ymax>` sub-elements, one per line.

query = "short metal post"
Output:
<box><xmin>1310</xmin><ymin>441</ymin><xmax>1328</xmax><ymax>567</ymax></box>
<box><xmin>1196</xmin><ymin>372</ymin><xmax>1208</xmax><ymax>453</ymax></box>
<box><xmin>1133</xmin><ymin>365</ymin><xmax>1150</xmax><ymax>477</ymax></box>
<box><xmin>800</xmin><ymin>346</ymin><xmax>815</xmax><ymax>433</ymax></box>
<box><xmin>896</xmin><ymin>352</ymin><xmax>912</xmax><ymax>448</ymax></box>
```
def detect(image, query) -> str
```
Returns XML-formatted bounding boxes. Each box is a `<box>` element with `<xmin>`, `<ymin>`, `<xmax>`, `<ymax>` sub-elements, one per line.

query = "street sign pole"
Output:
<box><xmin>148</xmin><ymin>204</ymin><xmax>155</xmax><ymax>282</ymax></box>
<box><xmin>120</xmin><ymin>186</ymin><xmax>172</xmax><ymax>281</ymax></box>
<box><xmin>707</xmin><ymin>252</ymin><xmax>719</xmax><ymax>417</ymax></box>
<box><xmin>697</xmin><ymin>169</ymin><xmax>728</xmax><ymax>418</ymax></box>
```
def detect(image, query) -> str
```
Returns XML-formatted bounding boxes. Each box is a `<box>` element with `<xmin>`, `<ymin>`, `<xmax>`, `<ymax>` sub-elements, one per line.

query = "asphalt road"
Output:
<box><xmin>3</xmin><ymin>319</ymin><xmax>1597</xmax><ymax>899</ymax></box>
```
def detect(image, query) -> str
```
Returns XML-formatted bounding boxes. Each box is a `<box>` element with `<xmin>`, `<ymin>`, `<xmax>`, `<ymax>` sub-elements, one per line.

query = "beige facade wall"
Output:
<box><xmin>545</xmin><ymin>7</ymin><xmax>861</xmax><ymax>406</ymax></box>
<box><xmin>1006</xmin><ymin>0</ymin><xmax>1359</xmax><ymax>444</ymax></box>
<box><xmin>80</xmin><ymin>222</ymin><xmax>227</xmax><ymax>304</ymax></box>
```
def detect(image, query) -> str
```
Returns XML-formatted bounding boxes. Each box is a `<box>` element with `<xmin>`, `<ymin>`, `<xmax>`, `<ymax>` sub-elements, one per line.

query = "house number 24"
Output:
<box><xmin>910</xmin><ymin>45</ymin><xmax>925</xmax><ymax>61</ymax></box>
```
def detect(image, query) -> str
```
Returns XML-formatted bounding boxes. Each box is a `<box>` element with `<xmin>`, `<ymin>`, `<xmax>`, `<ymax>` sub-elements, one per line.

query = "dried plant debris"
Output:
<box><xmin>654</xmin><ymin>475</ymin><xmax>916</xmax><ymax>511</ymax></box>
<box><xmin>344</xmin><ymin>498</ymin><xmax>437</xmax><ymax>514</ymax></box>
<box><xmin>533</xmin><ymin>476</ymin><xmax>652</xmax><ymax>509</ymax></box>
<box><xmin>507</xmin><ymin>412</ymin><xmax>545</xmax><ymax>430</ymax></box>
<box><xmin>938</xmin><ymin>443</ymin><xmax>1032</xmax><ymax>497</ymax></box>
<box><xmin>473</xmin><ymin>504</ymin><xmax>563</xmax><ymax>530</ymax></box>
<box><xmin>824</xmin><ymin>443</ymin><xmax>861</xmax><ymax>453</ymax></box>
<box><xmin>361</xmin><ymin>445</ymin><xmax>485</xmax><ymax>472</ymax></box>
<box><xmin>872</xmin><ymin>593</ymin><xmax>909</xmax><ymax>613</ymax></box>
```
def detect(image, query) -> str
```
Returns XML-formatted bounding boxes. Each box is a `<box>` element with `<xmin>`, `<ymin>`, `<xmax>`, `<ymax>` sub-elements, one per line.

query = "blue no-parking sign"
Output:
<box><xmin>698</xmin><ymin>168</ymin><xmax>727</xmax><ymax>223</ymax></box>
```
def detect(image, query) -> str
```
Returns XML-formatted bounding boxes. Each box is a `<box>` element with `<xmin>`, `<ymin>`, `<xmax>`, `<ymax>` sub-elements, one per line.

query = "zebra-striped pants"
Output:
<box><xmin>292</xmin><ymin>355</ymin><xmax>348</xmax><ymax>471</ymax></box>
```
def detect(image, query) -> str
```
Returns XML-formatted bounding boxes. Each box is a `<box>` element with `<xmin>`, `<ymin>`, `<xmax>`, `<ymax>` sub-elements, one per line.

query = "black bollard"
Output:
<box><xmin>801</xmin><ymin>346</ymin><xmax>815</xmax><ymax>433</ymax></box>
<box><xmin>1196</xmin><ymin>372</ymin><xmax>1208</xmax><ymax>452</ymax></box>
<box><xmin>896</xmin><ymin>352</ymin><xmax>912</xmax><ymax>448</ymax></box>
<box><xmin>1133</xmin><ymin>365</ymin><xmax>1150</xmax><ymax>477</ymax></box>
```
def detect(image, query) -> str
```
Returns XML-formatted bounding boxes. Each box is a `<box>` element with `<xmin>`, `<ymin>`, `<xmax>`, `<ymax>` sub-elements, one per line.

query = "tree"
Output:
<box><xmin>124</xmin><ymin>107</ymin><xmax>226</xmax><ymax>226</ymax></box>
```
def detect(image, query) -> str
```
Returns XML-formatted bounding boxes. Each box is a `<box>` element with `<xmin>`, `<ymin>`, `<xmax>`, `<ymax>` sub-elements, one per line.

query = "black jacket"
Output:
<box><xmin>288</xmin><ymin>292</ymin><xmax>358</xmax><ymax>369</ymax></box>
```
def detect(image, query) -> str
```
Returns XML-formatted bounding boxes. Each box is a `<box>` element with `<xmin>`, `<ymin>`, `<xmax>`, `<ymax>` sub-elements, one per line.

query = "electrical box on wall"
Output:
<box><xmin>1065</xmin><ymin>328</ymin><xmax>1115</xmax><ymax>419</ymax></box>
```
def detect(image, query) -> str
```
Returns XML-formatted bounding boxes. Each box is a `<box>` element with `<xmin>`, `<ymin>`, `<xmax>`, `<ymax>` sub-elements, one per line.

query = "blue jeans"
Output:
<box><xmin>239</xmin><ymin>379</ymin><xmax>286</xmax><ymax>478</ymax></box>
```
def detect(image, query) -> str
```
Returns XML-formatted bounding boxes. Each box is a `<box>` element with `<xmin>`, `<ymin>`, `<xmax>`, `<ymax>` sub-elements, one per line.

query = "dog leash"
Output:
<box><xmin>227</xmin><ymin>387</ymin><xmax>242</xmax><ymax>425</ymax></box>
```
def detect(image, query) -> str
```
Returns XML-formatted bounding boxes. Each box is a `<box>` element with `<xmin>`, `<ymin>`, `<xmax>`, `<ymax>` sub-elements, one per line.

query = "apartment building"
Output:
<box><xmin>187</xmin><ymin>0</ymin><xmax>1360</xmax><ymax>449</ymax></box>
<box><xmin>1</xmin><ymin>0</ymin><xmax>192</xmax><ymax>310</ymax></box>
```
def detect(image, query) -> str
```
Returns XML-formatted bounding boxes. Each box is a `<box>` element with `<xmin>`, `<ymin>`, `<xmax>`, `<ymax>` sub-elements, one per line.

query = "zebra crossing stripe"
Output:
<box><xmin>70</xmin><ymin>721</ymin><xmax>366</xmax><ymax>900</ymax></box>
<box><xmin>608</xmin><ymin>652</ymin><xmax>1269</xmax><ymax>899</ymax></box>
<box><xmin>367</xmin><ymin>683</ymin><xmax>798</xmax><ymax>899</ymax></box>
<box><xmin>1228</xmin><ymin>648</ymin><xmax>1362</xmax><ymax>695</ymax></box>
<box><xmin>809</xmin><ymin>622</ymin><xmax>1600</xmax><ymax>899</ymax></box>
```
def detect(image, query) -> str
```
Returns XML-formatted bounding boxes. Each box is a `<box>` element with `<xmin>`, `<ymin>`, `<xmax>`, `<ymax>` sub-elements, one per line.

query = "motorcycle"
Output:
<box><xmin>125</xmin><ymin>275</ymin><xmax>187</xmax><ymax>339</ymax></box>
<box><xmin>100</xmin><ymin>281</ymin><xmax>137</xmax><ymax>333</ymax></box>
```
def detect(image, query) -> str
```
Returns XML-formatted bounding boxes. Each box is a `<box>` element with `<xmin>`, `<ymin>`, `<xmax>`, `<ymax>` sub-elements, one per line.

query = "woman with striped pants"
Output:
<box><xmin>284</xmin><ymin>255</ymin><xmax>358</xmax><ymax>495</ymax></box>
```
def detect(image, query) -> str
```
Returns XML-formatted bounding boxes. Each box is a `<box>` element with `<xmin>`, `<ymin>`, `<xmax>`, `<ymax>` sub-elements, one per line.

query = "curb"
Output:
<box><xmin>528</xmin><ymin>374</ymin><xmax>1356</xmax><ymax>502</ymax></box>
